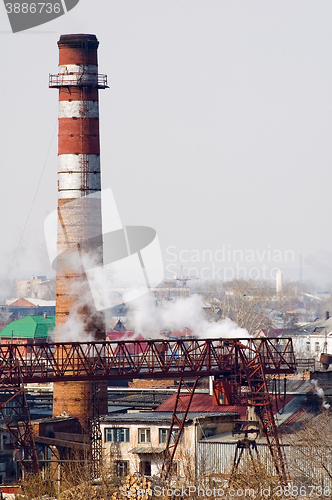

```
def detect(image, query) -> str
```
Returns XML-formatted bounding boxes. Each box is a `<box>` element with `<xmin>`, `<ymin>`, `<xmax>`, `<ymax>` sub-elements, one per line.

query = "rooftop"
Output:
<box><xmin>100</xmin><ymin>411</ymin><xmax>238</xmax><ymax>423</ymax></box>
<box><xmin>0</xmin><ymin>315</ymin><xmax>55</xmax><ymax>338</ymax></box>
<box><xmin>155</xmin><ymin>392</ymin><xmax>300</xmax><ymax>420</ymax></box>
<box><xmin>6</xmin><ymin>298</ymin><xmax>55</xmax><ymax>307</ymax></box>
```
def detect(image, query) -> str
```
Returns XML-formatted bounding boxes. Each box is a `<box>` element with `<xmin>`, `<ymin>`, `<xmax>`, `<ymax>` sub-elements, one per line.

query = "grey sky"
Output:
<box><xmin>1</xmin><ymin>1</ymin><xmax>332</xmax><ymax>287</ymax></box>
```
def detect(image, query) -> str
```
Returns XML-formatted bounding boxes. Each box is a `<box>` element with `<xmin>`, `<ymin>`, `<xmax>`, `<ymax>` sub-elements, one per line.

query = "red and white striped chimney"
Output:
<box><xmin>50</xmin><ymin>34</ymin><xmax>108</xmax><ymax>430</ymax></box>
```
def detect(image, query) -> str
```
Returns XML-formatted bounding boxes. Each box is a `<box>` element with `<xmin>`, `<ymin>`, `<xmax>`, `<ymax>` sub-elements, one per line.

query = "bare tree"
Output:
<box><xmin>200</xmin><ymin>279</ymin><xmax>298</xmax><ymax>336</ymax></box>
<box><xmin>286</xmin><ymin>411</ymin><xmax>332</xmax><ymax>487</ymax></box>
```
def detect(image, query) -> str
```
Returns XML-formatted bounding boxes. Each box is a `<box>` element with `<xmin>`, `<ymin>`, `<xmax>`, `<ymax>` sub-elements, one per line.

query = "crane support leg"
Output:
<box><xmin>0</xmin><ymin>366</ymin><xmax>39</xmax><ymax>475</ymax></box>
<box><xmin>161</xmin><ymin>377</ymin><xmax>200</xmax><ymax>480</ymax></box>
<box><xmin>237</xmin><ymin>344</ymin><xmax>288</xmax><ymax>485</ymax></box>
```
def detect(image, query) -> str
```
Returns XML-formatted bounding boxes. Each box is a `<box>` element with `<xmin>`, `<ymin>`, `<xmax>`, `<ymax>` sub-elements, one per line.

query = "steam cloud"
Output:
<box><xmin>311</xmin><ymin>379</ymin><xmax>330</xmax><ymax>410</ymax></box>
<box><xmin>52</xmin><ymin>246</ymin><xmax>249</xmax><ymax>342</ymax></box>
<box><xmin>52</xmin><ymin>251</ymin><xmax>105</xmax><ymax>343</ymax></box>
<box><xmin>126</xmin><ymin>294</ymin><xmax>249</xmax><ymax>339</ymax></box>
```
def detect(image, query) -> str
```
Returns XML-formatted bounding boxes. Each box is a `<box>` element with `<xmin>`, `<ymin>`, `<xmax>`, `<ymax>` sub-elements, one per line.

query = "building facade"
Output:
<box><xmin>101</xmin><ymin>411</ymin><xmax>237</xmax><ymax>478</ymax></box>
<box><xmin>16</xmin><ymin>277</ymin><xmax>55</xmax><ymax>301</ymax></box>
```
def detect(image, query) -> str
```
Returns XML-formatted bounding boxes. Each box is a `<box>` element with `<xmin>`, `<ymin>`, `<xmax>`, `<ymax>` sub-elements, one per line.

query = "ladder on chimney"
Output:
<box><xmin>89</xmin><ymin>381</ymin><xmax>103</xmax><ymax>478</ymax></box>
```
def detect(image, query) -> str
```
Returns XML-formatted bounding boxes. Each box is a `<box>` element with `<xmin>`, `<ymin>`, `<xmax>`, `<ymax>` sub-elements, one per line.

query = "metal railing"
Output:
<box><xmin>49</xmin><ymin>73</ymin><xmax>108</xmax><ymax>88</ymax></box>
<box><xmin>296</xmin><ymin>358</ymin><xmax>316</xmax><ymax>371</ymax></box>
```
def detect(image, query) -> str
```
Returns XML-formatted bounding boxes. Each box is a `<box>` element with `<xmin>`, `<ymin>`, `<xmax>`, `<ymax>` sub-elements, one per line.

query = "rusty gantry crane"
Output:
<box><xmin>0</xmin><ymin>337</ymin><xmax>296</xmax><ymax>483</ymax></box>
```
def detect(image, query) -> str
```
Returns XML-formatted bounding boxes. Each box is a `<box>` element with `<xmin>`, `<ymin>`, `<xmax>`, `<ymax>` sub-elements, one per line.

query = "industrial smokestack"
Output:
<box><xmin>50</xmin><ymin>34</ymin><xmax>108</xmax><ymax>431</ymax></box>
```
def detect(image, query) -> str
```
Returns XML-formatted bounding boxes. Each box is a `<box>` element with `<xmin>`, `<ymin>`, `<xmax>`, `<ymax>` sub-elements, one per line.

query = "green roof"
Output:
<box><xmin>0</xmin><ymin>315</ymin><xmax>55</xmax><ymax>339</ymax></box>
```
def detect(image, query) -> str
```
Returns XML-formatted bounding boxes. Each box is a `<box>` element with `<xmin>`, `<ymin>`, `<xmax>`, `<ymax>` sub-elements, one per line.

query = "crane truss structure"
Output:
<box><xmin>0</xmin><ymin>337</ymin><xmax>295</xmax><ymax>383</ymax></box>
<box><xmin>0</xmin><ymin>337</ymin><xmax>296</xmax><ymax>482</ymax></box>
<box><xmin>0</xmin><ymin>360</ymin><xmax>39</xmax><ymax>474</ymax></box>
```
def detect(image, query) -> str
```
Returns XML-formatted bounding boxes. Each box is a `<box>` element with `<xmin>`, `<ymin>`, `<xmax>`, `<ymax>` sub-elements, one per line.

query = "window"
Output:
<box><xmin>159</xmin><ymin>428</ymin><xmax>183</xmax><ymax>444</ymax></box>
<box><xmin>140</xmin><ymin>460</ymin><xmax>151</xmax><ymax>476</ymax></box>
<box><xmin>105</xmin><ymin>428</ymin><xmax>130</xmax><ymax>443</ymax></box>
<box><xmin>138</xmin><ymin>428</ymin><xmax>150</xmax><ymax>443</ymax></box>
<box><xmin>159</xmin><ymin>428</ymin><xmax>168</xmax><ymax>444</ymax></box>
<box><xmin>202</xmin><ymin>427</ymin><xmax>217</xmax><ymax>438</ymax></box>
<box><xmin>114</xmin><ymin>460</ymin><xmax>129</xmax><ymax>477</ymax></box>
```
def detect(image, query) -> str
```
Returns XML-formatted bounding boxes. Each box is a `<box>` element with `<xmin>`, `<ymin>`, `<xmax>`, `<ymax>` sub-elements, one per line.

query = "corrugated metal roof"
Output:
<box><xmin>274</xmin><ymin>395</ymin><xmax>307</xmax><ymax>427</ymax></box>
<box><xmin>156</xmin><ymin>393</ymin><xmax>230</xmax><ymax>413</ymax></box>
<box><xmin>101</xmin><ymin>411</ymin><xmax>238</xmax><ymax>423</ymax></box>
<box><xmin>0</xmin><ymin>315</ymin><xmax>55</xmax><ymax>338</ymax></box>
<box><xmin>155</xmin><ymin>393</ymin><xmax>298</xmax><ymax>420</ymax></box>
<box><xmin>275</xmin><ymin>379</ymin><xmax>312</xmax><ymax>394</ymax></box>
<box><xmin>279</xmin><ymin>407</ymin><xmax>310</xmax><ymax>429</ymax></box>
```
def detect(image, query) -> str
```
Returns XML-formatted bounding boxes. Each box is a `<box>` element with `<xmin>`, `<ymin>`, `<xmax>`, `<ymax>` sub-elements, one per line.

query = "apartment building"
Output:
<box><xmin>101</xmin><ymin>411</ymin><xmax>237</xmax><ymax>478</ymax></box>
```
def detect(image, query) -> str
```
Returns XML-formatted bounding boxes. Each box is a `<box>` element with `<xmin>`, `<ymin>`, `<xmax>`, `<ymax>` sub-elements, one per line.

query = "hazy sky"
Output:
<box><xmin>1</xmin><ymin>1</ymin><xmax>332</xmax><ymax>289</ymax></box>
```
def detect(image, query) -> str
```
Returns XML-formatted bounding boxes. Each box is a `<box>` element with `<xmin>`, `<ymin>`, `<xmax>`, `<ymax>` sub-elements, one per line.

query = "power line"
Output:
<box><xmin>6</xmin><ymin>121</ymin><xmax>57</xmax><ymax>280</ymax></box>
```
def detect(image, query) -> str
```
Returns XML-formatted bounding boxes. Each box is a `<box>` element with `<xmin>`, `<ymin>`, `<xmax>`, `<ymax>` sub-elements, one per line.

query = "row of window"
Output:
<box><xmin>114</xmin><ymin>460</ymin><xmax>178</xmax><ymax>477</ymax></box>
<box><xmin>105</xmin><ymin>427</ymin><xmax>183</xmax><ymax>444</ymax></box>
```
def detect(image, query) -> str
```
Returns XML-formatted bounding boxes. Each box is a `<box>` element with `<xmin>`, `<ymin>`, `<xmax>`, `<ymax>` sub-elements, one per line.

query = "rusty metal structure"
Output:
<box><xmin>0</xmin><ymin>337</ymin><xmax>295</xmax><ymax>382</ymax></box>
<box><xmin>0</xmin><ymin>337</ymin><xmax>296</xmax><ymax>482</ymax></box>
<box><xmin>160</xmin><ymin>377</ymin><xmax>200</xmax><ymax>479</ymax></box>
<box><xmin>0</xmin><ymin>362</ymin><xmax>39</xmax><ymax>474</ymax></box>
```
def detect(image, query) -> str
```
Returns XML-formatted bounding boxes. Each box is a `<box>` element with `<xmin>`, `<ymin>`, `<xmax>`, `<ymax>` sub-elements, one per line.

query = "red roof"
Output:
<box><xmin>155</xmin><ymin>393</ymin><xmax>295</xmax><ymax>419</ymax></box>
<box><xmin>156</xmin><ymin>393</ymin><xmax>247</xmax><ymax>418</ymax></box>
<box><xmin>107</xmin><ymin>330</ymin><xmax>194</xmax><ymax>340</ymax></box>
<box><xmin>169</xmin><ymin>329</ymin><xmax>193</xmax><ymax>338</ymax></box>
<box><xmin>106</xmin><ymin>332</ymin><xmax>147</xmax><ymax>354</ymax></box>
<box><xmin>107</xmin><ymin>331</ymin><xmax>139</xmax><ymax>341</ymax></box>
<box><xmin>279</xmin><ymin>408</ymin><xmax>309</xmax><ymax>428</ymax></box>
<box><xmin>10</xmin><ymin>298</ymin><xmax>36</xmax><ymax>308</ymax></box>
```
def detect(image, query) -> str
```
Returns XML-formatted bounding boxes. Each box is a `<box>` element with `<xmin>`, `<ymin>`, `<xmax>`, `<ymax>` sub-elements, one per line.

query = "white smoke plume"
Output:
<box><xmin>52</xmin><ymin>250</ymin><xmax>105</xmax><ymax>343</ymax></box>
<box><xmin>52</xmin><ymin>306</ymin><xmax>92</xmax><ymax>343</ymax></box>
<box><xmin>126</xmin><ymin>293</ymin><xmax>249</xmax><ymax>339</ymax></box>
<box><xmin>52</xmin><ymin>286</ymin><xmax>96</xmax><ymax>343</ymax></box>
<box><xmin>52</xmin><ymin>245</ymin><xmax>248</xmax><ymax>342</ymax></box>
<box><xmin>311</xmin><ymin>379</ymin><xmax>330</xmax><ymax>410</ymax></box>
